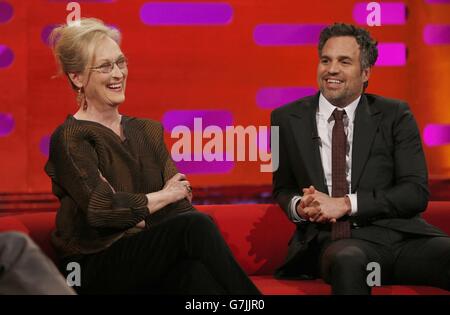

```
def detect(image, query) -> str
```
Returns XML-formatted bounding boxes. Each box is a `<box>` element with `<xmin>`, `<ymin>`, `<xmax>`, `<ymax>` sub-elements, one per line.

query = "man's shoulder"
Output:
<box><xmin>365</xmin><ymin>93</ymin><xmax>409</xmax><ymax>112</ymax></box>
<box><xmin>271</xmin><ymin>94</ymin><xmax>318</xmax><ymax>118</ymax></box>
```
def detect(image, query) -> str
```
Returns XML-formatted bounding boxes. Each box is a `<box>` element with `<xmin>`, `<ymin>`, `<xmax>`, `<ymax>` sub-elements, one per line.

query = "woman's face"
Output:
<box><xmin>82</xmin><ymin>36</ymin><xmax>128</xmax><ymax>108</ymax></box>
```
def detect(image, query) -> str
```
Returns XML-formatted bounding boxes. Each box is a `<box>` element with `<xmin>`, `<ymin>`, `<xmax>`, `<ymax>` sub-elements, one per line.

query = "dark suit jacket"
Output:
<box><xmin>271</xmin><ymin>93</ymin><xmax>447</xmax><ymax>279</ymax></box>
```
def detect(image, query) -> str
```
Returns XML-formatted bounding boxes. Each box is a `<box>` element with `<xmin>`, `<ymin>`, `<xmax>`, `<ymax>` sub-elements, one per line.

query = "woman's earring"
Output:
<box><xmin>78</xmin><ymin>87</ymin><xmax>87</xmax><ymax>111</ymax></box>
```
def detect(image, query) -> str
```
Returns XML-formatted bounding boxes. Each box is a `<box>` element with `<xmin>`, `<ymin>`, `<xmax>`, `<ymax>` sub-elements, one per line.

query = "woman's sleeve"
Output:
<box><xmin>144</xmin><ymin>121</ymin><xmax>194</xmax><ymax>227</ymax></box>
<box><xmin>155</xmin><ymin>123</ymin><xmax>180</xmax><ymax>183</ymax></box>
<box><xmin>46</xmin><ymin>127</ymin><xmax>149</xmax><ymax>230</ymax></box>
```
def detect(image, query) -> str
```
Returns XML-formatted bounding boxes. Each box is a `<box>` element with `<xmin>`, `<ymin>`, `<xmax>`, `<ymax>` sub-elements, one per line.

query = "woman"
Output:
<box><xmin>45</xmin><ymin>18</ymin><xmax>259</xmax><ymax>295</ymax></box>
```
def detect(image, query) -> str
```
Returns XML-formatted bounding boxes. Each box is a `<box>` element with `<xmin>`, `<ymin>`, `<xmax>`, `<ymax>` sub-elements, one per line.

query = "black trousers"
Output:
<box><xmin>317</xmin><ymin>226</ymin><xmax>450</xmax><ymax>295</ymax></box>
<box><xmin>64</xmin><ymin>211</ymin><xmax>260</xmax><ymax>295</ymax></box>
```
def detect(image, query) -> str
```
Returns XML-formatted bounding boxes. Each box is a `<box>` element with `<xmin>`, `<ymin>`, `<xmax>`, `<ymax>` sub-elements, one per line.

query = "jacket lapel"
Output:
<box><xmin>288</xmin><ymin>94</ymin><xmax>328</xmax><ymax>194</ymax></box>
<box><xmin>351</xmin><ymin>94</ymin><xmax>382</xmax><ymax>191</ymax></box>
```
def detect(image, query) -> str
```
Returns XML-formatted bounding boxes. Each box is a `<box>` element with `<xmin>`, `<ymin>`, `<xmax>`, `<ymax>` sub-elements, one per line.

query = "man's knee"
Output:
<box><xmin>321</xmin><ymin>244</ymin><xmax>369</xmax><ymax>281</ymax></box>
<box><xmin>333</xmin><ymin>246</ymin><xmax>368</xmax><ymax>268</ymax></box>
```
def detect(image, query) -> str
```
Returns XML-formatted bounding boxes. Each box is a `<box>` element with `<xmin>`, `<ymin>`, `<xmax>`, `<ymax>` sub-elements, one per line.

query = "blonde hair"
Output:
<box><xmin>49</xmin><ymin>18</ymin><xmax>121</xmax><ymax>108</ymax></box>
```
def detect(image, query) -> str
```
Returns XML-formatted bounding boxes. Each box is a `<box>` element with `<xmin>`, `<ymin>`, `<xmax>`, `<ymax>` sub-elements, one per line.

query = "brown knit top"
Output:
<box><xmin>45</xmin><ymin>115</ymin><xmax>194</xmax><ymax>258</ymax></box>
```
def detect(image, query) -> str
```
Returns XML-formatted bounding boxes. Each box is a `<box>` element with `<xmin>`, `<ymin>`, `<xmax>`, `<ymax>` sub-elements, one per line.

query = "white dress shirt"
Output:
<box><xmin>290</xmin><ymin>93</ymin><xmax>360</xmax><ymax>222</ymax></box>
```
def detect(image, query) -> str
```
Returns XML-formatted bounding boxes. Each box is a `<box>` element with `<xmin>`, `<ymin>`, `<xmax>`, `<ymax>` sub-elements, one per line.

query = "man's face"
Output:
<box><xmin>317</xmin><ymin>36</ymin><xmax>370</xmax><ymax>107</ymax></box>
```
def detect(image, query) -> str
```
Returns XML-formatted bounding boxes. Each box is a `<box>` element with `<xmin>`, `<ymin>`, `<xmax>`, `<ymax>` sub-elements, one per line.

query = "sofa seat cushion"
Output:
<box><xmin>0</xmin><ymin>216</ymin><xmax>29</xmax><ymax>235</ymax></box>
<box><xmin>199</xmin><ymin>204</ymin><xmax>295</xmax><ymax>275</ymax></box>
<box><xmin>251</xmin><ymin>276</ymin><xmax>450</xmax><ymax>295</ymax></box>
<box><xmin>14</xmin><ymin>212</ymin><xmax>57</xmax><ymax>262</ymax></box>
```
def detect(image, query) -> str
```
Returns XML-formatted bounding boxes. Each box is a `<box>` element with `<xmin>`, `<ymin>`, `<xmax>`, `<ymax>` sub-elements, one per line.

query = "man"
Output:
<box><xmin>271</xmin><ymin>23</ymin><xmax>450</xmax><ymax>294</ymax></box>
<box><xmin>0</xmin><ymin>232</ymin><xmax>75</xmax><ymax>294</ymax></box>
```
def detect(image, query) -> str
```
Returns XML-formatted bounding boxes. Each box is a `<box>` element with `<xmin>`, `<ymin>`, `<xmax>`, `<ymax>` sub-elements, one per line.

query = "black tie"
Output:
<box><xmin>331</xmin><ymin>109</ymin><xmax>351</xmax><ymax>240</ymax></box>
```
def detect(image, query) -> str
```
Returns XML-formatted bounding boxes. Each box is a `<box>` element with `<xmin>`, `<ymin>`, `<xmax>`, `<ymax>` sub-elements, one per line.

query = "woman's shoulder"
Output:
<box><xmin>50</xmin><ymin>116</ymin><xmax>79</xmax><ymax>138</ymax></box>
<box><xmin>49</xmin><ymin>115</ymin><xmax>99</xmax><ymax>146</ymax></box>
<box><xmin>125</xmin><ymin>116</ymin><xmax>164</xmax><ymax>133</ymax></box>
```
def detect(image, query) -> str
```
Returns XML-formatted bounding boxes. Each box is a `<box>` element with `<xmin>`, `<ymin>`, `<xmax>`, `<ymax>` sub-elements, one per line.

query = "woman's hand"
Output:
<box><xmin>162</xmin><ymin>173</ymin><xmax>192</xmax><ymax>204</ymax></box>
<box><xmin>145</xmin><ymin>173</ymin><xmax>192</xmax><ymax>214</ymax></box>
<box><xmin>135</xmin><ymin>220</ymin><xmax>146</xmax><ymax>229</ymax></box>
<box><xmin>163</xmin><ymin>173</ymin><xmax>192</xmax><ymax>202</ymax></box>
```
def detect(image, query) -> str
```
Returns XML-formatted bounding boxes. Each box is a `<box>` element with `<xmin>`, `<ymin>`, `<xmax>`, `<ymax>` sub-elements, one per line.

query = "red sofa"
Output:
<box><xmin>1</xmin><ymin>202</ymin><xmax>450</xmax><ymax>295</ymax></box>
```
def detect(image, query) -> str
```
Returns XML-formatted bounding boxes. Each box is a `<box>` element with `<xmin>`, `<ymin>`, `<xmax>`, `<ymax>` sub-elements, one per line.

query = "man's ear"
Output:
<box><xmin>362</xmin><ymin>67</ymin><xmax>371</xmax><ymax>84</ymax></box>
<box><xmin>67</xmin><ymin>72</ymin><xmax>84</xmax><ymax>89</ymax></box>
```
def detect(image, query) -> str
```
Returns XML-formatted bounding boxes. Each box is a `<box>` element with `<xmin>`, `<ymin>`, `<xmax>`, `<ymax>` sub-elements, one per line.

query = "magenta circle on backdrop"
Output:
<box><xmin>0</xmin><ymin>1</ymin><xmax>13</xmax><ymax>24</ymax></box>
<box><xmin>39</xmin><ymin>135</ymin><xmax>51</xmax><ymax>157</ymax></box>
<box><xmin>41</xmin><ymin>24</ymin><xmax>59</xmax><ymax>46</ymax></box>
<box><xmin>0</xmin><ymin>45</ymin><xmax>14</xmax><ymax>68</ymax></box>
<box><xmin>0</xmin><ymin>113</ymin><xmax>15</xmax><ymax>137</ymax></box>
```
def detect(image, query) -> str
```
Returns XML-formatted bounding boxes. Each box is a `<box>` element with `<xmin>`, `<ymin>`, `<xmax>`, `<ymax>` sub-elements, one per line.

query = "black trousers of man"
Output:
<box><xmin>316</xmin><ymin>225</ymin><xmax>450</xmax><ymax>295</ymax></box>
<box><xmin>62</xmin><ymin>211</ymin><xmax>260</xmax><ymax>295</ymax></box>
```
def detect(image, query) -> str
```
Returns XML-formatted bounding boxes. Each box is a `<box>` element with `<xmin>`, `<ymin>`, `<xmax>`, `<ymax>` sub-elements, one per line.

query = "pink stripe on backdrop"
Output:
<box><xmin>424</xmin><ymin>124</ymin><xmax>450</xmax><ymax>147</ymax></box>
<box><xmin>423</xmin><ymin>25</ymin><xmax>450</xmax><ymax>45</ymax></box>
<box><xmin>140</xmin><ymin>2</ymin><xmax>233</xmax><ymax>26</ymax></box>
<box><xmin>163</xmin><ymin>110</ymin><xmax>235</xmax><ymax>174</ymax></box>
<box><xmin>162</xmin><ymin>110</ymin><xmax>233</xmax><ymax>131</ymax></box>
<box><xmin>253</xmin><ymin>24</ymin><xmax>326</xmax><ymax>46</ymax></box>
<box><xmin>375</xmin><ymin>43</ymin><xmax>406</xmax><ymax>66</ymax></box>
<box><xmin>175</xmin><ymin>160</ymin><xmax>235</xmax><ymax>174</ymax></box>
<box><xmin>48</xmin><ymin>0</ymin><xmax>116</xmax><ymax>2</ymax></box>
<box><xmin>256</xmin><ymin>87</ymin><xmax>317</xmax><ymax>109</ymax></box>
<box><xmin>353</xmin><ymin>2</ymin><xmax>407</xmax><ymax>25</ymax></box>
<box><xmin>425</xmin><ymin>0</ymin><xmax>450</xmax><ymax>4</ymax></box>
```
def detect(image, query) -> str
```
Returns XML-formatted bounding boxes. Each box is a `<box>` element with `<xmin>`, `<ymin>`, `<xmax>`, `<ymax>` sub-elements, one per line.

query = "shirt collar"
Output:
<box><xmin>318</xmin><ymin>93</ymin><xmax>360</xmax><ymax>122</ymax></box>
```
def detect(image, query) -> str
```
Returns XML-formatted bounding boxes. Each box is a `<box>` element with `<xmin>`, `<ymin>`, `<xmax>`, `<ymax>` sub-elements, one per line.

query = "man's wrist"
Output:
<box><xmin>296</xmin><ymin>201</ymin><xmax>305</xmax><ymax>219</ymax></box>
<box><xmin>343</xmin><ymin>196</ymin><xmax>352</xmax><ymax>215</ymax></box>
<box><xmin>295</xmin><ymin>197</ymin><xmax>308</xmax><ymax>221</ymax></box>
<box><xmin>290</xmin><ymin>195</ymin><xmax>305</xmax><ymax>222</ymax></box>
<box><xmin>295</xmin><ymin>199</ymin><xmax>303</xmax><ymax>218</ymax></box>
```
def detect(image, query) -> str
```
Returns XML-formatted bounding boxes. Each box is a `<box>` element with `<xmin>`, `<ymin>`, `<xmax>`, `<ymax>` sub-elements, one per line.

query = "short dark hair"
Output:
<box><xmin>318</xmin><ymin>23</ymin><xmax>378</xmax><ymax>70</ymax></box>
